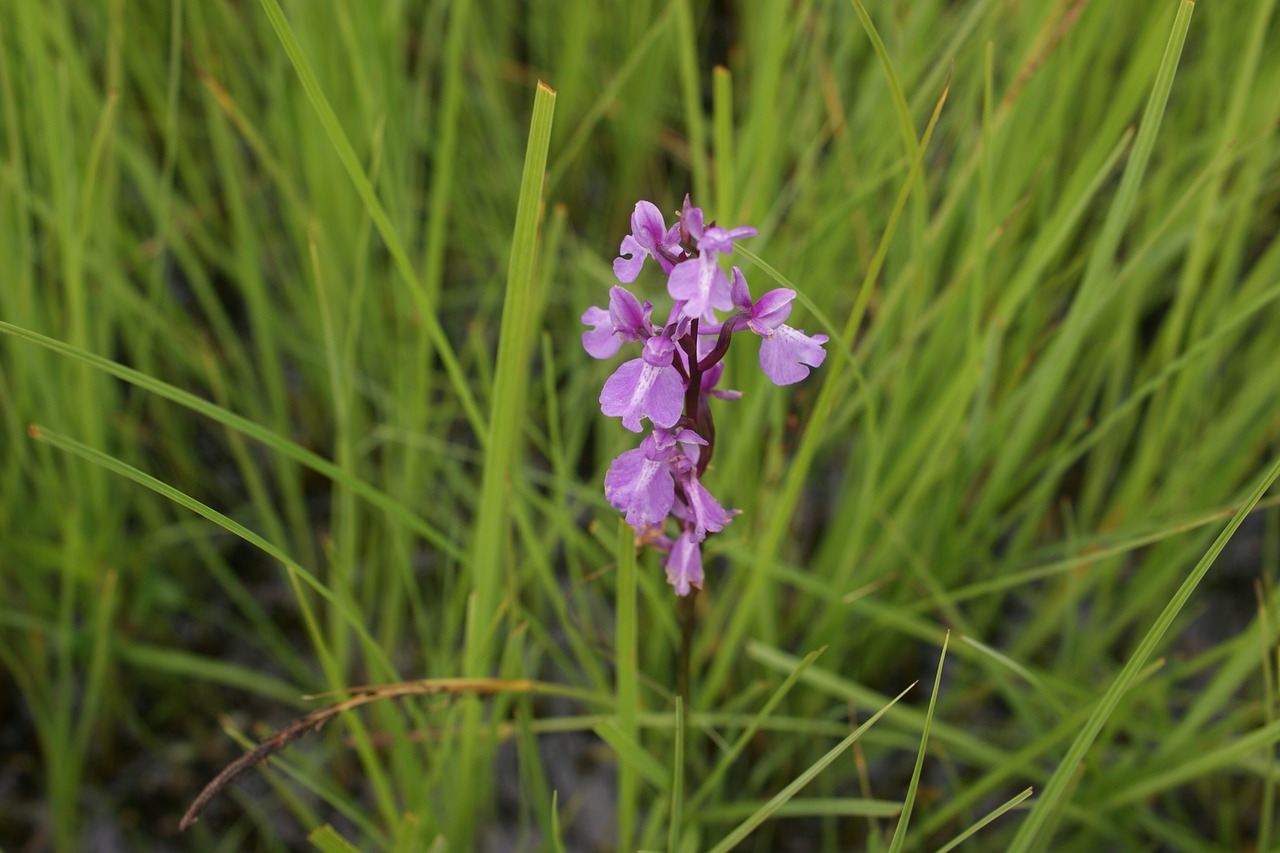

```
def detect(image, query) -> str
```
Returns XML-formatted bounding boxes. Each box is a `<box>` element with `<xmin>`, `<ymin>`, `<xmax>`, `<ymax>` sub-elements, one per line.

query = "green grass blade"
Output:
<box><xmin>705</xmin><ymin>682</ymin><xmax>916</xmax><ymax>853</ymax></box>
<box><xmin>453</xmin><ymin>80</ymin><xmax>555</xmax><ymax>849</ymax></box>
<box><xmin>616</xmin><ymin>519</ymin><xmax>641</xmax><ymax>850</ymax></box>
<box><xmin>700</xmin><ymin>798</ymin><xmax>903</xmax><ymax>822</ymax></box>
<box><xmin>847</xmin><ymin>0</ymin><xmax>920</xmax><ymax>162</ymax></box>
<box><xmin>933</xmin><ymin>787</ymin><xmax>1034</xmax><ymax>853</ymax></box>
<box><xmin>674</xmin><ymin>0</ymin><xmax>711</xmax><ymax>205</ymax></box>
<box><xmin>464</xmin><ymin>79</ymin><xmax>556</xmax><ymax>673</ymax></box>
<box><xmin>668</xmin><ymin>695</ymin><xmax>686</xmax><ymax>853</ymax></box>
<box><xmin>595</xmin><ymin>720</ymin><xmax>673</xmax><ymax>794</ymax></box>
<box><xmin>888</xmin><ymin>632</ymin><xmax>950</xmax><ymax>853</ymax></box>
<box><xmin>308</xmin><ymin>825</ymin><xmax>362</xmax><ymax>853</ymax></box>
<box><xmin>120</xmin><ymin>642</ymin><xmax>303</xmax><ymax>705</ymax></box>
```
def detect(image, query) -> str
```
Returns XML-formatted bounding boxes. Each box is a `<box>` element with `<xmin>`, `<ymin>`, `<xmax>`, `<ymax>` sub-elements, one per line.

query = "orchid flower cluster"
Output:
<box><xmin>582</xmin><ymin>196</ymin><xmax>828</xmax><ymax>597</ymax></box>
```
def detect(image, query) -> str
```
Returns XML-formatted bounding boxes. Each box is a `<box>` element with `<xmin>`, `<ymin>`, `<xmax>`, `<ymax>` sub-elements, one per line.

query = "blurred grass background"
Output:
<box><xmin>3</xmin><ymin>0</ymin><xmax>1280</xmax><ymax>850</ymax></box>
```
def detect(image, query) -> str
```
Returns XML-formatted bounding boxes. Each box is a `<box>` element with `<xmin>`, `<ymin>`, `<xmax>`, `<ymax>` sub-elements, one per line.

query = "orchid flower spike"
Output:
<box><xmin>585</xmin><ymin>197</ymin><xmax>827</xmax><ymax>595</ymax></box>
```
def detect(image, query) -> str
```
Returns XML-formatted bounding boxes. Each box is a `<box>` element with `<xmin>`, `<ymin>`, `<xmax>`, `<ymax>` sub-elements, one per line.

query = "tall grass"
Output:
<box><xmin>3</xmin><ymin>0</ymin><xmax>1280</xmax><ymax>850</ymax></box>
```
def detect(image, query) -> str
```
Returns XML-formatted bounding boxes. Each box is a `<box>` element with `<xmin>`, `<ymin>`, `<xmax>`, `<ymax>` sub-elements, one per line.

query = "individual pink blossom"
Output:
<box><xmin>667</xmin><ymin>198</ymin><xmax>755</xmax><ymax>321</ymax></box>
<box><xmin>614</xmin><ymin>201</ymin><xmax>682</xmax><ymax>282</ymax></box>
<box><xmin>599</xmin><ymin>336</ymin><xmax>684</xmax><ymax>432</ymax></box>
<box><xmin>728</xmin><ymin>267</ymin><xmax>828</xmax><ymax>385</ymax></box>
<box><xmin>604</xmin><ymin>432</ymin><xmax>677</xmax><ymax>529</ymax></box>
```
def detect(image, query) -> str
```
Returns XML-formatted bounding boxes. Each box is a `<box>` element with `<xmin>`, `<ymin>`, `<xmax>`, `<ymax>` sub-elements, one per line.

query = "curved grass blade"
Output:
<box><xmin>888</xmin><ymin>632</ymin><xmax>950</xmax><ymax>852</ymax></box>
<box><xmin>933</xmin><ymin>787</ymin><xmax>1034</xmax><ymax>853</ymax></box>
<box><xmin>705</xmin><ymin>682</ymin><xmax>916</xmax><ymax>853</ymax></box>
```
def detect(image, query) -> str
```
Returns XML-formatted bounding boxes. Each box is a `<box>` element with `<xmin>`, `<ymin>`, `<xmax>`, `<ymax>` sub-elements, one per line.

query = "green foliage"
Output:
<box><xmin>3</xmin><ymin>0</ymin><xmax>1280</xmax><ymax>849</ymax></box>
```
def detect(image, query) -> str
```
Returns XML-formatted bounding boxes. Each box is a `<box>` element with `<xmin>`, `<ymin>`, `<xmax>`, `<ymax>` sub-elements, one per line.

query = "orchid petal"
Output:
<box><xmin>582</xmin><ymin>306</ymin><xmax>621</xmax><ymax>359</ymax></box>
<box><xmin>680</xmin><ymin>476</ymin><xmax>734</xmax><ymax>540</ymax></box>
<box><xmin>668</xmin><ymin>255</ymin><xmax>728</xmax><ymax>320</ymax></box>
<box><xmin>665</xmin><ymin>529</ymin><xmax>704</xmax><ymax>596</ymax></box>
<box><xmin>608</xmin><ymin>286</ymin><xmax>649</xmax><ymax>340</ymax></box>
<box><xmin>630</xmin><ymin>201</ymin><xmax>668</xmax><ymax>250</ymax></box>
<box><xmin>759</xmin><ymin>325</ymin><xmax>828</xmax><ymax>385</ymax></box>
<box><xmin>729</xmin><ymin>267</ymin><xmax>753</xmax><ymax>311</ymax></box>
<box><xmin>612</xmin><ymin>235</ymin><xmax>646</xmax><ymax>283</ymax></box>
<box><xmin>749</xmin><ymin>288</ymin><xmax>795</xmax><ymax>335</ymax></box>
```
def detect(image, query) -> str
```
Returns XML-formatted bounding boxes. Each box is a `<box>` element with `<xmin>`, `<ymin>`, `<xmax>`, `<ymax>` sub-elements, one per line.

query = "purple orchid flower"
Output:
<box><xmin>604</xmin><ymin>430</ymin><xmax>679</xmax><ymax>528</ymax></box>
<box><xmin>603</xmin><ymin>428</ymin><xmax>707</xmax><ymax>529</ymax></box>
<box><xmin>599</xmin><ymin>335</ymin><xmax>685</xmax><ymax>432</ymax></box>
<box><xmin>608</xmin><ymin>286</ymin><xmax>653</xmax><ymax>341</ymax></box>
<box><xmin>729</xmin><ymin>267</ymin><xmax>829</xmax><ymax>385</ymax></box>
<box><xmin>614</xmin><ymin>201</ymin><xmax>683</xmax><ymax>283</ymax></box>
<box><xmin>582</xmin><ymin>286</ymin><xmax>655</xmax><ymax>360</ymax></box>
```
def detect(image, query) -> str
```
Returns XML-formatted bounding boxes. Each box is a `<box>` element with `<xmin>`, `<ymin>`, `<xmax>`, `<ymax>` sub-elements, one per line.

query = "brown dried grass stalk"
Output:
<box><xmin>180</xmin><ymin>677</ymin><xmax>570</xmax><ymax>831</ymax></box>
